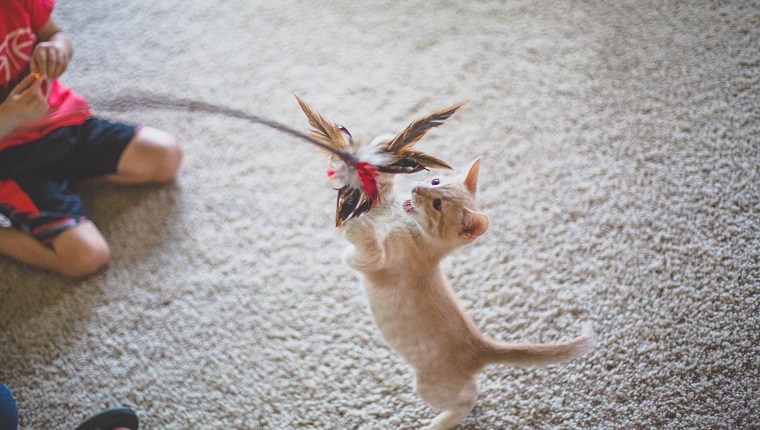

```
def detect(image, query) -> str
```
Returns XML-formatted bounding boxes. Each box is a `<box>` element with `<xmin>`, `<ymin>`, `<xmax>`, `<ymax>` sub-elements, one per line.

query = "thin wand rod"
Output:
<box><xmin>94</xmin><ymin>95</ymin><xmax>356</xmax><ymax>163</ymax></box>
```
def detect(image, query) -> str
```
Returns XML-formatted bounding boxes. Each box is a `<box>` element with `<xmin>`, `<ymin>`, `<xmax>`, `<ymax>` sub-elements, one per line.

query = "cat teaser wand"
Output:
<box><xmin>97</xmin><ymin>94</ymin><xmax>464</xmax><ymax>227</ymax></box>
<box><xmin>295</xmin><ymin>96</ymin><xmax>466</xmax><ymax>226</ymax></box>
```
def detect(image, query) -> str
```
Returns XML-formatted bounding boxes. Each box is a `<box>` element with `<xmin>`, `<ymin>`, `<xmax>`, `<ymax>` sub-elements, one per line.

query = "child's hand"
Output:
<box><xmin>5</xmin><ymin>73</ymin><xmax>49</xmax><ymax>122</ymax></box>
<box><xmin>30</xmin><ymin>39</ymin><xmax>70</xmax><ymax>81</ymax></box>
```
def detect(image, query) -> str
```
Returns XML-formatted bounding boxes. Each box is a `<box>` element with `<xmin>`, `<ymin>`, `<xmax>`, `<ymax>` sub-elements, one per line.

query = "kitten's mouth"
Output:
<box><xmin>403</xmin><ymin>199</ymin><xmax>416</xmax><ymax>214</ymax></box>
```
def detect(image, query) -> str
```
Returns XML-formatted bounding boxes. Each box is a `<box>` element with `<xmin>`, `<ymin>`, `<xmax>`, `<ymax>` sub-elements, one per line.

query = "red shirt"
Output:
<box><xmin>0</xmin><ymin>0</ymin><xmax>91</xmax><ymax>151</ymax></box>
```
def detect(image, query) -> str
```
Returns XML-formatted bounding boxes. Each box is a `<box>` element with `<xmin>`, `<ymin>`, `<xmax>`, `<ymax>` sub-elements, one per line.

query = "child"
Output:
<box><xmin>0</xmin><ymin>0</ymin><xmax>182</xmax><ymax>277</ymax></box>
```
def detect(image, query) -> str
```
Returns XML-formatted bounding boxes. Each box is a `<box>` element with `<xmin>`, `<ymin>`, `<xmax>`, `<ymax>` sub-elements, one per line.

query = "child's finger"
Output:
<box><xmin>29</xmin><ymin>58</ymin><xmax>40</xmax><ymax>77</ymax></box>
<box><xmin>22</xmin><ymin>74</ymin><xmax>45</xmax><ymax>97</ymax></box>
<box><xmin>48</xmin><ymin>61</ymin><xmax>62</xmax><ymax>80</ymax></box>
<box><xmin>45</xmin><ymin>50</ymin><xmax>59</xmax><ymax>79</ymax></box>
<box><xmin>10</xmin><ymin>72</ymin><xmax>40</xmax><ymax>94</ymax></box>
<box><xmin>30</xmin><ymin>48</ymin><xmax>48</xmax><ymax>77</ymax></box>
<box><xmin>53</xmin><ymin>61</ymin><xmax>67</xmax><ymax>81</ymax></box>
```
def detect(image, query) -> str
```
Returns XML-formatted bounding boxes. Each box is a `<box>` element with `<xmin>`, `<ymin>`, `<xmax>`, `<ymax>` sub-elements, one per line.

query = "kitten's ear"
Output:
<box><xmin>460</xmin><ymin>208</ymin><xmax>489</xmax><ymax>240</ymax></box>
<box><xmin>464</xmin><ymin>158</ymin><xmax>481</xmax><ymax>195</ymax></box>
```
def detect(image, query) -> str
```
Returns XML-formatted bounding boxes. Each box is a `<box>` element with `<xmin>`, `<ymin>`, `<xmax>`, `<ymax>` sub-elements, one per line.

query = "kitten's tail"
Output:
<box><xmin>479</xmin><ymin>322</ymin><xmax>595</xmax><ymax>368</ymax></box>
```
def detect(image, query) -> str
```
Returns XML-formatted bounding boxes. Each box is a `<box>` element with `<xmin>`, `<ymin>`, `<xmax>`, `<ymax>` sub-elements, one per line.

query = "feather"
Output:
<box><xmin>376</xmin><ymin>158</ymin><xmax>430</xmax><ymax>174</ymax></box>
<box><xmin>294</xmin><ymin>94</ymin><xmax>347</xmax><ymax>152</ymax></box>
<box><xmin>296</xmin><ymin>96</ymin><xmax>465</xmax><ymax>227</ymax></box>
<box><xmin>385</xmin><ymin>101</ymin><xmax>468</xmax><ymax>152</ymax></box>
<box><xmin>389</xmin><ymin>150</ymin><xmax>452</xmax><ymax>171</ymax></box>
<box><xmin>336</xmin><ymin>187</ymin><xmax>360</xmax><ymax>225</ymax></box>
<box><xmin>352</xmin><ymin>195</ymin><xmax>374</xmax><ymax>220</ymax></box>
<box><xmin>336</xmin><ymin>187</ymin><xmax>373</xmax><ymax>226</ymax></box>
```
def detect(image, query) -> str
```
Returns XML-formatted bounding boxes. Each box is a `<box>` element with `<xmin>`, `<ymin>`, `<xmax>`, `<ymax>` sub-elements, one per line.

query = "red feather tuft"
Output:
<box><xmin>356</xmin><ymin>162</ymin><xmax>380</xmax><ymax>203</ymax></box>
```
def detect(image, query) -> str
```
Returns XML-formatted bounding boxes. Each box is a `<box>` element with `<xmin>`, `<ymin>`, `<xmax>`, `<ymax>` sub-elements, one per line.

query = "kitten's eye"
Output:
<box><xmin>431</xmin><ymin>178</ymin><xmax>440</xmax><ymax>186</ymax></box>
<box><xmin>433</xmin><ymin>199</ymin><xmax>442</xmax><ymax>211</ymax></box>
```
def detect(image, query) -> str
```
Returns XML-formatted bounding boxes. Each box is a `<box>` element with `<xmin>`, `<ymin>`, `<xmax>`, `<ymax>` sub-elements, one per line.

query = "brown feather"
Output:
<box><xmin>295</xmin><ymin>95</ymin><xmax>347</xmax><ymax>151</ymax></box>
<box><xmin>336</xmin><ymin>187</ymin><xmax>375</xmax><ymax>226</ymax></box>
<box><xmin>385</xmin><ymin>101</ymin><xmax>468</xmax><ymax>152</ymax></box>
<box><xmin>336</xmin><ymin>187</ymin><xmax>354</xmax><ymax>226</ymax></box>
<box><xmin>396</xmin><ymin>149</ymin><xmax>452</xmax><ymax>170</ymax></box>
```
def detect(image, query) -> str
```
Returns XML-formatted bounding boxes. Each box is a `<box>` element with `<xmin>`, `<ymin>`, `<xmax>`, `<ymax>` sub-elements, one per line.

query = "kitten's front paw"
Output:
<box><xmin>418</xmin><ymin>419</ymin><xmax>433</xmax><ymax>430</ymax></box>
<box><xmin>419</xmin><ymin>420</ymin><xmax>454</xmax><ymax>430</ymax></box>
<box><xmin>343</xmin><ymin>216</ymin><xmax>376</xmax><ymax>244</ymax></box>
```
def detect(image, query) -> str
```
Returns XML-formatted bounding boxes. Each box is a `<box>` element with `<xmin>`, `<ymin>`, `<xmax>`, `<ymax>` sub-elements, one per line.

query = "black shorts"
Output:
<box><xmin>0</xmin><ymin>118</ymin><xmax>138</xmax><ymax>245</ymax></box>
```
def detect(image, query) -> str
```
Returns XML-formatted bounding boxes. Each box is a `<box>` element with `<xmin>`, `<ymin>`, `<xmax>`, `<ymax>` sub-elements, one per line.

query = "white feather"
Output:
<box><xmin>328</xmin><ymin>144</ymin><xmax>391</xmax><ymax>191</ymax></box>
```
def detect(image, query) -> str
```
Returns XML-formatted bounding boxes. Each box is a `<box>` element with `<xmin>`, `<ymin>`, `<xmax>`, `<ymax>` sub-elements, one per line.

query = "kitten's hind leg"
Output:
<box><xmin>416</xmin><ymin>375</ymin><xmax>478</xmax><ymax>430</ymax></box>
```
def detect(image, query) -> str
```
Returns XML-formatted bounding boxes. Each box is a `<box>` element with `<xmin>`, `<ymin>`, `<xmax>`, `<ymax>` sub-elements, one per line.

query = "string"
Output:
<box><xmin>93</xmin><ymin>94</ymin><xmax>354</xmax><ymax>162</ymax></box>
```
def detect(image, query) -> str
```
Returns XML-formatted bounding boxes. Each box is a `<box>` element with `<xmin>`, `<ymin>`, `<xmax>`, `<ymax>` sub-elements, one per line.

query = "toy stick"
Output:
<box><xmin>96</xmin><ymin>94</ymin><xmax>465</xmax><ymax>226</ymax></box>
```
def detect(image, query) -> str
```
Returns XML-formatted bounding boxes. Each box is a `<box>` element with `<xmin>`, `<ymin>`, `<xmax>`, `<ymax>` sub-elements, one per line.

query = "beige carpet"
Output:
<box><xmin>1</xmin><ymin>1</ymin><xmax>758</xmax><ymax>428</ymax></box>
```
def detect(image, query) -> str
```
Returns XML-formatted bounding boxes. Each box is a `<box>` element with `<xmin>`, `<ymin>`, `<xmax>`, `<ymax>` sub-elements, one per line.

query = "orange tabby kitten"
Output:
<box><xmin>343</xmin><ymin>158</ymin><xmax>595</xmax><ymax>430</ymax></box>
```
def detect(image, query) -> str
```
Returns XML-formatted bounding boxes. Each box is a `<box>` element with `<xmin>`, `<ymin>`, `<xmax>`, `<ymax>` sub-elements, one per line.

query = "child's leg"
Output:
<box><xmin>95</xmin><ymin>126</ymin><xmax>182</xmax><ymax>185</ymax></box>
<box><xmin>0</xmin><ymin>220</ymin><xmax>109</xmax><ymax>277</ymax></box>
<box><xmin>0</xmin><ymin>120</ymin><xmax>180</xmax><ymax>277</ymax></box>
<box><xmin>0</xmin><ymin>173</ymin><xmax>110</xmax><ymax>277</ymax></box>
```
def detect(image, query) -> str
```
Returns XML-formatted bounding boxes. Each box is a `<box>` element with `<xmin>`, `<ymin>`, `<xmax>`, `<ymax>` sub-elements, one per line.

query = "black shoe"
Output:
<box><xmin>74</xmin><ymin>407</ymin><xmax>138</xmax><ymax>430</ymax></box>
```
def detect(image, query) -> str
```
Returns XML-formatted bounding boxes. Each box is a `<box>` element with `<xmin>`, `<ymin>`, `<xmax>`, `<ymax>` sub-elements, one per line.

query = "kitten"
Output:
<box><xmin>343</xmin><ymin>158</ymin><xmax>595</xmax><ymax>430</ymax></box>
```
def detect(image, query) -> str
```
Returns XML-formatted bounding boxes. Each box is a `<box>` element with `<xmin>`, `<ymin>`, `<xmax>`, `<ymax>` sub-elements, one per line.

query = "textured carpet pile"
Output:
<box><xmin>1</xmin><ymin>1</ymin><xmax>758</xmax><ymax>429</ymax></box>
